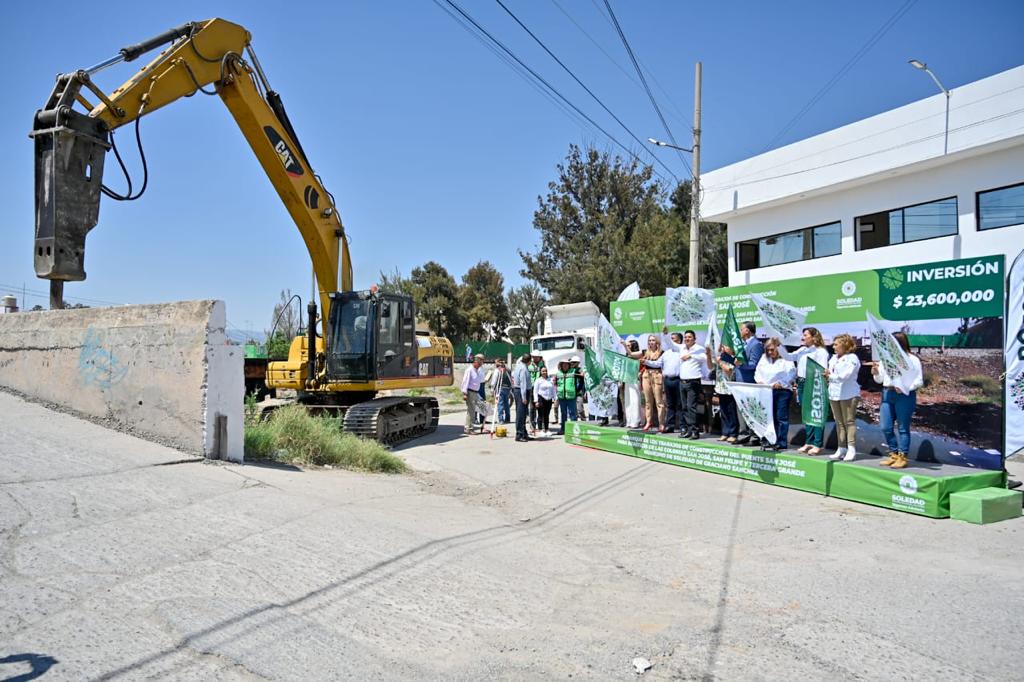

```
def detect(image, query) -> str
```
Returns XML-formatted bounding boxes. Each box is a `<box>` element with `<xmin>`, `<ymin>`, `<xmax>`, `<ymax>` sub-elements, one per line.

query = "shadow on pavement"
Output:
<box><xmin>0</xmin><ymin>653</ymin><xmax>59</xmax><ymax>682</ymax></box>
<box><xmin>391</xmin><ymin>424</ymin><xmax>465</xmax><ymax>451</ymax></box>
<box><xmin>95</xmin><ymin>461</ymin><xmax>657</xmax><ymax>679</ymax></box>
<box><xmin>704</xmin><ymin>480</ymin><xmax>745</xmax><ymax>678</ymax></box>
<box><xmin>240</xmin><ymin>459</ymin><xmax>304</xmax><ymax>472</ymax></box>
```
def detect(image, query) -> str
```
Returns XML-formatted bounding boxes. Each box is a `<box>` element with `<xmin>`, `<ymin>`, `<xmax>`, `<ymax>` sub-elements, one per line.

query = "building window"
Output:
<box><xmin>856</xmin><ymin>197</ymin><xmax>957</xmax><ymax>251</ymax></box>
<box><xmin>978</xmin><ymin>182</ymin><xmax>1024</xmax><ymax>231</ymax></box>
<box><xmin>736</xmin><ymin>221</ymin><xmax>841</xmax><ymax>271</ymax></box>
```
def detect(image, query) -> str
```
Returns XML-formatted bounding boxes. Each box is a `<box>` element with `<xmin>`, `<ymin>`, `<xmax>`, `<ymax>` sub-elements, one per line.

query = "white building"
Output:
<box><xmin>701</xmin><ymin>65</ymin><xmax>1024</xmax><ymax>285</ymax></box>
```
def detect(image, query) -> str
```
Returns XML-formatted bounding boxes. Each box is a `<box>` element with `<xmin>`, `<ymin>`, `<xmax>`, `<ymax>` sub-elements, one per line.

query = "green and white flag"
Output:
<box><xmin>664</xmin><ymin>286</ymin><xmax>716</xmax><ymax>327</ymax></box>
<box><xmin>706</xmin><ymin>307</ymin><xmax>721</xmax><ymax>356</ymax></box>
<box><xmin>583</xmin><ymin>346</ymin><xmax>606</xmax><ymax>391</ymax></box>
<box><xmin>750</xmin><ymin>293</ymin><xmax>806</xmax><ymax>345</ymax></box>
<box><xmin>587</xmin><ymin>376</ymin><xmax>619</xmax><ymax>418</ymax></box>
<box><xmin>721</xmin><ymin>304</ymin><xmax>746</xmax><ymax>365</ymax></box>
<box><xmin>728</xmin><ymin>381</ymin><xmax>776</xmax><ymax>445</ymax></box>
<box><xmin>602</xmin><ymin>349</ymin><xmax>640</xmax><ymax>385</ymax></box>
<box><xmin>866</xmin><ymin>311</ymin><xmax>917</xmax><ymax>395</ymax></box>
<box><xmin>801</xmin><ymin>359</ymin><xmax>830</xmax><ymax>428</ymax></box>
<box><xmin>597</xmin><ymin>313</ymin><xmax>624</xmax><ymax>361</ymax></box>
<box><xmin>1006</xmin><ymin>248</ymin><xmax>1024</xmax><ymax>456</ymax></box>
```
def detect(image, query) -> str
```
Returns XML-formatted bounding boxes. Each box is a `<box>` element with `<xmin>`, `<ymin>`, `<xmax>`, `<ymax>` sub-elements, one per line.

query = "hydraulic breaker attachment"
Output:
<box><xmin>30</xmin><ymin>72</ymin><xmax>110</xmax><ymax>283</ymax></box>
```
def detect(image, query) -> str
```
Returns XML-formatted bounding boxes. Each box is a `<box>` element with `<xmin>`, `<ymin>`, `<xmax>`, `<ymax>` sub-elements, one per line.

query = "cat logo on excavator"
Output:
<box><xmin>263</xmin><ymin>126</ymin><xmax>303</xmax><ymax>177</ymax></box>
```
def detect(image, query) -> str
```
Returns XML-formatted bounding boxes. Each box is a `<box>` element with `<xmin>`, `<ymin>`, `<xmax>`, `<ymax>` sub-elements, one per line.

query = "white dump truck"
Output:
<box><xmin>529</xmin><ymin>302</ymin><xmax>601</xmax><ymax>369</ymax></box>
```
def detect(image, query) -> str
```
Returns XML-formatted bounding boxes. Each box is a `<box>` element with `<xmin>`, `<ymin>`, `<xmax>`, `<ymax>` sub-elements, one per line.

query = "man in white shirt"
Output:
<box><xmin>461</xmin><ymin>354</ymin><xmax>485</xmax><ymax>435</ymax></box>
<box><xmin>665</xmin><ymin>328</ymin><xmax>706</xmax><ymax>438</ymax></box>
<box><xmin>511</xmin><ymin>354</ymin><xmax>533</xmax><ymax>441</ymax></box>
<box><xmin>658</xmin><ymin>327</ymin><xmax>684</xmax><ymax>434</ymax></box>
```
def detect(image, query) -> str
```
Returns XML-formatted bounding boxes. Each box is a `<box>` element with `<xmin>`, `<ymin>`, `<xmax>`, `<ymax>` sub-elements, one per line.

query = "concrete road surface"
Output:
<box><xmin>1</xmin><ymin>390</ymin><xmax>1022</xmax><ymax>680</ymax></box>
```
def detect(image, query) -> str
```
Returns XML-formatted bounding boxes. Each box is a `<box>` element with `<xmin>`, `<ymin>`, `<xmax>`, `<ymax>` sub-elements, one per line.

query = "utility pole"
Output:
<box><xmin>688</xmin><ymin>61</ymin><xmax>702</xmax><ymax>288</ymax></box>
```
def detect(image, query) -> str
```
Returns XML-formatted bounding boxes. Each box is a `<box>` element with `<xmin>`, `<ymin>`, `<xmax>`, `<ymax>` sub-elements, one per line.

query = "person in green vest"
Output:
<box><xmin>528</xmin><ymin>353</ymin><xmax>545</xmax><ymax>433</ymax></box>
<box><xmin>554</xmin><ymin>359</ymin><xmax>578</xmax><ymax>434</ymax></box>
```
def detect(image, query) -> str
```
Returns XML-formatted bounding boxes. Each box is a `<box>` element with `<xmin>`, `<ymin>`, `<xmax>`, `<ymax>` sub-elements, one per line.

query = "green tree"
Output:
<box><xmin>507</xmin><ymin>283</ymin><xmax>549</xmax><ymax>340</ymax></box>
<box><xmin>460</xmin><ymin>261</ymin><xmax>509</xmax><ymax>340</ymax></box>
<box><xmin>265</xmin><ymin>289</ymin><xmax>301</xmax><ymax>359</ymax></box>
<box><xmin>410</xmin><ymin>261</ymin><xmax>466</xmax><ymax>339</ymax></box>
<box><xmin>377</xmin><ymin>267</ymin><xmax>418</xmax><ymax>299</ymax></box>
<box><xmin>520</xmin><ymin>144</ymin><xmax>686</xmax><ymax>312</ymax></box>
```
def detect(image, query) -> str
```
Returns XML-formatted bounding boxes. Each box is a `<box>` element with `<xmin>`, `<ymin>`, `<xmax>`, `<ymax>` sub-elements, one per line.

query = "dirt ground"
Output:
<box><xmin>857</xmin><ymin>349</ymin><xmax>1002</xmax><ymax>451</ymax></box>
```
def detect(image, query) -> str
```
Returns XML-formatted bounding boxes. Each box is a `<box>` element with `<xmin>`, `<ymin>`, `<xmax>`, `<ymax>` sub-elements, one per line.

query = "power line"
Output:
<box><xmin>494</xmin><ymin>0</ymin><xmax>680</xmax><ymax>182</ymax></box>
<box><xmin>433</xmin><ymin>0</ymin><xmax>598</xmax><ymax>136</ymax></box>
<box><xmin>0</xmin><ymin>282</ymin><xmax>126</xmax><ymax>307</ymax></box>
<box><xmin>548</xmin><ymin>0</ymin><xmax>690</xmax><ymax>131</ymax></box>
<box><xmin>759</xmin><ymin>0</ymin><xmax>919</xmax><ymax>153</ymax></box>
<box><xmin>601</xmin><ymin>0</ymin><xmax>692</xmax><ymax>178</ymax></box>
<box><xmin>584</xmin><ymin>0</ymin><xmax>691</xmax><ymax>129</ymax></box>
<box><xmin>433</xmin><ymin>0</ymin><xmax>676</xmax><ymax>184</ymax></box>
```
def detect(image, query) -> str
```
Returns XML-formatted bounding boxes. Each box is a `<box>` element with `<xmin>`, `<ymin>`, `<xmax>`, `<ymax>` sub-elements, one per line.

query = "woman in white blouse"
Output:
<box><xmin>755</xmin><ymin>338</ymin><xmax>797</xmax><ymax>451</ymax></box>
<box><xmin>870</xmin><ymin>331</ymin><xmax>924</xmax><ymax>469</ymax></box>
<box><xmin>532</xmin><ymin>366</ymin><xmax>557</xmax><ymax>436</ymax></box>
<box><xmin>780</xmin><ymin>327</ymin><xmax>830</xmax><ymax>455</ymax></box>
<box><xmin>824</xmin><ymin>333</ymin><xmax>861</xmax><ymax>461</ymax></box>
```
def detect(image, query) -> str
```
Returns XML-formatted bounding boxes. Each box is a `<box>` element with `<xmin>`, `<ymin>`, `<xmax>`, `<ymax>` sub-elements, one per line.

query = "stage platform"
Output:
<box><xmin>564</xmin><ymin>423</ymin><xmax>1005</xmax><ymax>519</ymax></box>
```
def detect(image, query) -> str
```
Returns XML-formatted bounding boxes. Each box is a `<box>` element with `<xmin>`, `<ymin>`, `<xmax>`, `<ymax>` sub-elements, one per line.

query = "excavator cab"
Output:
<box><xmin>326</xmin><ymin>290</ymin><xmax>417</xmax><ymax>383</ymax></box>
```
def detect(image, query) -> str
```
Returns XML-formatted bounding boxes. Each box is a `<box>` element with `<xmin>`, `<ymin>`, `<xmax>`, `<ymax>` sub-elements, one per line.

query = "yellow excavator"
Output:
<box><xmin>30</xmin><ymin>18</ymin><xmax>453</xmax><ymax>444</ymax></box>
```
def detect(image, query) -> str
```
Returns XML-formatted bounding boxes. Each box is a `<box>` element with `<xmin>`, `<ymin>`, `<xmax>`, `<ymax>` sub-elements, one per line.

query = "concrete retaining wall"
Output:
<box><xmin>0</xmin><ymin>300</ymin><xmax>243</xmax><ymax>461</ymax></box>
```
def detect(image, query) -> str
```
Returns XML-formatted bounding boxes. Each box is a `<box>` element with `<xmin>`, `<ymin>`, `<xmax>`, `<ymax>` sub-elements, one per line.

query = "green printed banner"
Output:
<box><xmin>609</xmin><ymin>255</ymin><xmax>1005</xmax><ymax>336</ymax></box>
<box><xmin>565</xmin><ymin>422</ymin><xmax>829</xmax><ymax>495</ymax></box>
<box><xmin>583</xmin><ymin>346</ymin><xmax>605</xmax><ymax>391</ymax></box>
<box><xmin>801</xmin><ymin>359</ymin><xmax>830</xmax><ymax>428</ymax></box>
<box><xmin>602</xmin><ymin>349</ymin><xmax>640</xmax><ymax>385</ymax></box>
<box><xmin>828</xmin><ymin>464</ymin><xmax>1004</xmax><ymax>518</ymax></box>
<box><xmin>566</xmin><ymin>423</ymin><xmax>1007</xmax><ymax>518</ymax></box>
<box><xmin>877</xmin><ymin>256</ymin><xmax>1003</xmax><ymax>321</ymax></box>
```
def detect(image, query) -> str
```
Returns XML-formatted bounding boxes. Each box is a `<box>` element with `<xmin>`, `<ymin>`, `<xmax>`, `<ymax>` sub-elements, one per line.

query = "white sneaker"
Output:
<box><xmin>843</xmin><ymin>446</ymin><xmax>857</xmax><ymax>462</ymax></box>
<box><xmin>829</xmin><ymin>447</ymin><xmax>848</xmax><ymax>461</ymax></box>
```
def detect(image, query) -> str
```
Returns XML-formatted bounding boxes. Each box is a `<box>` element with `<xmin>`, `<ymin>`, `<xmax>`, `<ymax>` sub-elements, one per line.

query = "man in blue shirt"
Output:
<box><xmin>735</xmin><ymin>321</ymin><xmax>764</xmax><ymax>444</ymax></box>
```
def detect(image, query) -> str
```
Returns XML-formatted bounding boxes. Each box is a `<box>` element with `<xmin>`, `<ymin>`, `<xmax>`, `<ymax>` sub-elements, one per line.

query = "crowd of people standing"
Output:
<box><xmin>462</xmin><ymin>322</ymin><xmax>926</xmax><ymax>467</ymax></box>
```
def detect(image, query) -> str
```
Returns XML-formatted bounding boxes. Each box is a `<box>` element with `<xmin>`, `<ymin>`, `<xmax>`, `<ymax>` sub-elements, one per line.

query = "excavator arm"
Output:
<box><xmin>30</xmin><ymin>18</ymin><xmax>351</xmax><ymax>333</ymax></box>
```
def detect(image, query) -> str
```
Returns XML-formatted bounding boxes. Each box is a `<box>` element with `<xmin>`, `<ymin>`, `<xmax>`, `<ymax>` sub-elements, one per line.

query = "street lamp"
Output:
<box><xmin>649</xmin><ymin>134</ymin><xmax>700</xmax><ymax>287</ymax></box>
<box><xmin>648</xmin><ymin>137</ymin><xmax>692</xmax><ymax>153</ymax></box>
<box><xmin>909</xmin><ymin>59</ymin><xmax>950</xmax><ymax>154</ymax></box>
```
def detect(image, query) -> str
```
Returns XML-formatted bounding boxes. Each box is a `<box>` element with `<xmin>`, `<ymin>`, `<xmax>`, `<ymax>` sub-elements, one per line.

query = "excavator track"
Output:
<box><xmin>342</xmin><ymin>396</ymin><xmax>439</xmax><ymax>447</ymax></box>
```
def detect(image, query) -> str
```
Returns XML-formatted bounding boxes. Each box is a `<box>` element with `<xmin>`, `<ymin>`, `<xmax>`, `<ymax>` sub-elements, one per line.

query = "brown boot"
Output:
<box><xmin>879</xmin><ymin>452</ymin><xmax>896</xmax><ymax>466</ymax></box>
<box><xmin>890</xmin><ymin>453</ymin><xmax>909</xmax><ymax>469</ymax></box>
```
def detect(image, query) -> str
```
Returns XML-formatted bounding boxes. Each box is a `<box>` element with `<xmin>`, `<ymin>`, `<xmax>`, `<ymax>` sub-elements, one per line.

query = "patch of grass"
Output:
<box><xmin>407</xmin><ymin>388</ymin><xmax>426</xmax><ymax>397</ymax></box>
<box><xmin>244</xmin><ymin>391</ymin><xmax>261</xmax><ymax>427</ymax></box>
<box><xmin>244</xmin><ymin>405</ymin><xmax>406</xmax><ymax>473</ymax></box>
<box><xmin>441</xmin><ymin>386</ymin><xmax>464</xmax><ymax>404</ymax></box>
<box><xmin>960</xmin><ymin>374</ymin><xmax>1001</xmax><ymax>400</ymax></box>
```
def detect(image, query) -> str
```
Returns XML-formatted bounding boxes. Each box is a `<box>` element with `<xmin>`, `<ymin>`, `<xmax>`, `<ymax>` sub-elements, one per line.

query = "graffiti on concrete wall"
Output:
<box><xmin>79</xmin><ymin>327</ymin><xmax>129</xmax><ymax>389</ymax></box>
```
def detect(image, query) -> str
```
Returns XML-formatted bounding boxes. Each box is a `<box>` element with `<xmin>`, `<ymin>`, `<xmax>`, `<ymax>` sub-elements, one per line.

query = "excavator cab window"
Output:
<box><xmin>376</xmin><ymin>294</ymin><xmax>417</xmax><ymax>380</ymax></box>
<box><xmin>327</xmin><ymin>292</ymin><xmax>373</xmax><ymax>381</ymax></box>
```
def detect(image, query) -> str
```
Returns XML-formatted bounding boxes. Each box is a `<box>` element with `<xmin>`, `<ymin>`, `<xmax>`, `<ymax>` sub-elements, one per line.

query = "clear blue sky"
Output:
<box><xmin>1</xmin><ymin>0</ymin><xmax>1021</xmax><ymax>334</ymax></box>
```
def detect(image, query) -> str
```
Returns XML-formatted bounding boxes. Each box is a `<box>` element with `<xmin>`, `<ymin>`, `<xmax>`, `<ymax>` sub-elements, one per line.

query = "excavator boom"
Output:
<box><xmin>30</xmin><ymin>18</ymin><xmax>351</xmax><ymax>328</ymax></box>
<box><xmin>30</xmin><ymin>19</ymin><xmax>454</xmax><ymax>445</ymax></box>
